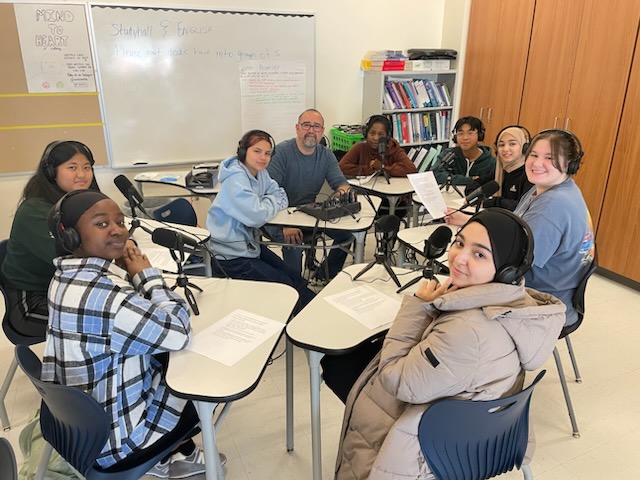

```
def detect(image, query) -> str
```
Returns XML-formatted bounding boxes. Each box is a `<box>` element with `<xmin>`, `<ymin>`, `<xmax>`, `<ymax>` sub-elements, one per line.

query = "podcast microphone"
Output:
<box><xmin>465</xmin><ymin>180</ymin><xmax>500</xmax><ymax>207</ymax></box>
<box><xmin>439</xmin><ymin>150</ymin><xmax>456</xmax><ymax>168</ymax></box>
<box><xmin>377</xmin><ymin>136</ymin><xmax>388</xmax><ymax>156</ymax></box>
<box><xmin>114</xmin><ymin>174</ymin><xmax>147</xmax><ymax>216</ymax></box>
<box><xmin>425</xmin><ymin>225</ymin><xmax>453</xmax><ymax>260</ymax></box>
<box><xmin>397</xmin><ymin>225</ymin><xmax>452</xmax><ymax>293</ymax></box>
<box><xmin>151</xmin><ymin>228</ymin><xmax>199</xmax><ymax>250</ymax></box>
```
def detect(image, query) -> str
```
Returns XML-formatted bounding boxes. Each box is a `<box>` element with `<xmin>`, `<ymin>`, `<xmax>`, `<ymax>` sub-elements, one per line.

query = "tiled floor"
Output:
<box><xmin>2</xmin><ymin>235</ymin><xmax>640</xmax><ymax>479</ymax></box>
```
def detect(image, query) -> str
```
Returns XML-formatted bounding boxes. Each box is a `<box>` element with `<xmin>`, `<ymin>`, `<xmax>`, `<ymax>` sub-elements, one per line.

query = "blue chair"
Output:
<box><xmin>553</xmin><ymin>255</ymin><xmax>597</xmax><ymax>438</ymax></box>
<box><xmin>0</xmin><ymin>239</ymin><xmax>46</xmax><ymax>431</ymax></box>
<box><xmin>152</xmin><ymin>197</ymin><xmax>198</xmax><ymax>226</ymax></box>
<box><xmin>15</xmin><ymin>345</ymin><xmax>187</xmax><ymax>480</ymax></box>
<box><xmin>0</xmin><ymin>437</ymin><xmax>17</xmax><ymax>480</ymax></box>
<box><xmin>418</xmin><ymin>370</ymin><xmax>546</xmax><ymax>480</ymax></box>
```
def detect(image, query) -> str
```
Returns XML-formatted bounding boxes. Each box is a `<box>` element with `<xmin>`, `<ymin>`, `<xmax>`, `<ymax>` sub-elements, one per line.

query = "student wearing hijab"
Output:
<box><xmin>42</xmin><ymin>190</ymin><xmax>218</xmax><ymax>478</ymax></box>
<box><xmin>333</xmin><ymin>208</ymin><xmax>565</xmax><ymax>479</ymax></box>
<box><xmin>465</xmin><ymin>125</ymin><xmax>534</xmax><ymax>211</ymax></box>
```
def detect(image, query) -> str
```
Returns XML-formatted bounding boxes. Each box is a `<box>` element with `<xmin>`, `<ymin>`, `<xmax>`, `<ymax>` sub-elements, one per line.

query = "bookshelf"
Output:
<box><xmin>362</xmin><ymin>70</ymin><xmax>457</xmax><ymax>148</ymax></box>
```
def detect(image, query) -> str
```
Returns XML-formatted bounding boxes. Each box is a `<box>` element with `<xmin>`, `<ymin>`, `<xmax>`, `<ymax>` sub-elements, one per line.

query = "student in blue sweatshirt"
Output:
<box><xmin>206</xmin><ymin>130</ymin><xmax>315</xmax><ymax>314</ymax></box>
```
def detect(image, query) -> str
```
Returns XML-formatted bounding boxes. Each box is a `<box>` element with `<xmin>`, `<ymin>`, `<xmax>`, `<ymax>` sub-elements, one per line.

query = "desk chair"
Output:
<box><xmin>152</xmin><ymin>197</ymin><xmax>198</xmax><ymax>226</ymax></box>
<box><xmin>418</xmin><ymin>370</ymin><xmax>546</xmax><ymax>480</ymax></box>
<box><xmin>15</xmin><ymin>345</ymin><xmax>188</xmax><ymax>480</ymax></box>
<box><xmin>0</xmin><ymin>437</ymin><xmax>18</xmax><ymax>480</ymax></box>
<box><xmin>0</xmin><ymin>239</ymin><xmax>46</xmax><ymax>431</ymax></box>
<box><xmin>553</xmin><ymin>256</ymin><xmax>598</xmax><ymax>438</ymax></box>
<box><xmin>152</xmin><ymin>198</ymin><xmax>208</xmax><ymax>276</ymax></box>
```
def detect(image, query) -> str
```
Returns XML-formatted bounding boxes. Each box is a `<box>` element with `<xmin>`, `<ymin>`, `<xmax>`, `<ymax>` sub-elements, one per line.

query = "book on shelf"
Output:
<box><xmin>413</xmin><ymin>147</ymin><xmax>429</xmax><ymax>170</ymax></box>
<box><xmin>400</xmin><ymin>113</ymin><xmax>409</xmax><ymax>144</ymax></box>
<box><xmin>393</xmin><ymin>82</ymin><xmax>413</xmax><ymax>109</ymax></box>
<box><xmin>437</xmin><ymin>82</ymin><xmax>452</xmax><ymax>106</ymax></box>
<box><xmin>382</xmin><ymin>90</ymin><xmax>395</xmax><ymax>110</ymax></box>
<box><xmin>407</xmin><ymin>147</ymin><xmax>418</xmax><ymax>161</ymax></box>
<box><xmin>400</xmin><ymin>82</ymin><xmax>418</xmax><ymax>108</ymax></box>
<box><xmin>419</xmin><ymin>145</ymin><xmax>442</xmax><ymax>172</ymax></box>
<box><xmin>385</xmin><ymin>82</ymin><xmax>403</xmax><ymax>109</ymax></box>
<box><xmin>413</xmin><ymin>79</ymin><xmax>432</xmax><ymax>107</ymax></box>
<box><xmin>424</xmin><ymin>81</ymin><xmax>441</xmax><ymax>107</ymax></box>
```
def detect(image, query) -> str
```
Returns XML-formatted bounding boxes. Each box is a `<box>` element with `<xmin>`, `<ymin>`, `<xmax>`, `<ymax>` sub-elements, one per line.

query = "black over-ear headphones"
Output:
<box><xmin>493</xmin><ymin>125</ymin><xmax>532</xmax><ymax>156</ymax></box>
<box><xmin>451</xmin><ymin>116</ymin><xmax>485</xmax><ymax>144</ymax></box>
<box><xmin>534</xmin><ymin>129</ymin><xmax>584</xmax><ymax>175</ymax></box>
<box><xmin>49</xmin><ymin>190</ymin><xmax>86</xmax><ymax>253</ymax></box>
<box><xmin>467</xmin><ymin>208</ymin><xmax>534</xmax><ymax>285</ymax></box>
<box><xmin>237</xmin><ymin>130</ymin><xmax>276</xmax><ymax>163</ymax></box>
<box><xmin>41</xmin><ymin>140</ymin><xmax>95</xmax><ymax>183</ymax></box>
<box><xmin>363</xmin><ymin>115</ymin><xmax>392</xmax><ymax>138</ymax></box>
<box><xmin>41</xmin><ymin>141</ymin><xmax>64</xmax><ymax>182</ymax></box>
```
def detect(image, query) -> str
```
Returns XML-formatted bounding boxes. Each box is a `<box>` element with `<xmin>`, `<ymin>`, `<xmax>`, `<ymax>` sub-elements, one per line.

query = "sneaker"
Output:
<box><xmin>146</xmin><ymin>459</ymin><xmax>170</xmax><ymax>478</ymax></box>
<box><xmin>169</xmin><ymin>447</ymin><xmax>227</xmax><ymax>479</ymax></box>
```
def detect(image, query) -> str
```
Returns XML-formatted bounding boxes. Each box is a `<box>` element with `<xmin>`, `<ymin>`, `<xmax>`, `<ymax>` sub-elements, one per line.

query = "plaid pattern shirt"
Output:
<box><xmin>41</xmin><ymin>256</ymin><xmax>192</xmax><ymax>467</ymax></box>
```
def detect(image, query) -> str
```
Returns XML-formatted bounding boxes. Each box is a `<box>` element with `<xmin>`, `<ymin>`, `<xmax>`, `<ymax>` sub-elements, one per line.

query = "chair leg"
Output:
<box><xmin>564</xmin><ymin>335</ymin><xmax>582</xmax><ymax>383</ymax></box>
<box><xmin>553</xmin><ymin>347</ymin><xmax>580</xmax><ymax>438</ymax></box>
<box><xmin>0</xmin><ymin>357</ymin><xmax>19</xmax><ymax>430</ymax></box>
<box><xmin>522</xmin><ymin>463</ymin><xmax>533</xmax><ymax>480</ymax></box>
<box><xmin>35</xmin><ymin>442</ymin><xmax>53</xmax><ymax>480</ymax></box>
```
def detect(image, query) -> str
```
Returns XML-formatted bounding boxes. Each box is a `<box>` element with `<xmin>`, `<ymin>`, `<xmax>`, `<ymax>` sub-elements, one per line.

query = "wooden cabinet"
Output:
<box><xmin>596</xmin><ymin>42</ymin><xmax>640</xmax><ymax>283</ymax></box>
<box><xmin>519</xmin><ymin>0</ymin><xmax>640</xmax><ymax>226</ymax></box>
<box><xmin>460</xmin><ymin>0</ymin><xmax>640</xmax><ymax>281</ymax></box>
<box><xmin>458</xmin><ymin>0</ymin><xmax>534</xmax><ymax>144</ymax></box>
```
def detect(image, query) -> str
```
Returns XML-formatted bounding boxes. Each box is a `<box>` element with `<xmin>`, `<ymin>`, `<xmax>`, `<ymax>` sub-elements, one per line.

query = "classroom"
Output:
<box><xmin>1</xmin><ymin>0</ymin><xmax>640</xmax><ymax>479</ymax></box>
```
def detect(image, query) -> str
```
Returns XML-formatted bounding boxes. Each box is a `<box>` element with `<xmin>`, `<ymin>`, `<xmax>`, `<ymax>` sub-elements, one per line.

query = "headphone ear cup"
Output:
<box><xmin>59</xmin><ymin>226</ymin><xmax>81</xmax><ymax>253</ymax></box>
<box><xmin>494</xmin><ymin>266</ymin><xmax>519</xmax><ymax>285</ymax></box>
<box><xmin>521</xmin><ymin>142</ymin><xmax>530</xmax><ymax>156</ymax></box>
<box><xmin>478</xmin><ymin>127</ymin><xmax>485</xmax><ymax>142</ymax></box>
<box><xmin>451</xmin><ymin>129</ymin><xmax>457</xmax><ymax>144</ymax></box>
<box><xmin>237</xmin><ymin>145</ymin><xmax>247</xmax><ymax>162</ymax></box>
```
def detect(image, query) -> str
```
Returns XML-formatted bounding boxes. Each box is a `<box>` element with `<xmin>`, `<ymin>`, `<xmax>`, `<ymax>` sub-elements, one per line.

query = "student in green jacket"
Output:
<box><xmin>431</xmin><ymin>116</ymin><xmax>496</xmax><ymax>186</ymax></box>
<box><xmin>0</xmin><ymin>141</ymin><xmax>100</xmax><ymax>337</ymax></box>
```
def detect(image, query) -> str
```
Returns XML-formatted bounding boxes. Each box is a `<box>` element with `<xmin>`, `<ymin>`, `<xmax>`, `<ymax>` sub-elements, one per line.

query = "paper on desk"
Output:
<box><xmin>323</xmin><ymin>285</ymin><xmax>401</xmax><ymax>329</ymax></box>
<box><xmin>407</xmin><ymin>172</ymin><xmax>447</xmax><ymax>219</ymax></box>
<box><xmin>347</xmin><ymin>173</ymin><xmax>377</xmax><ymax>187</ymax></box>
<box><xmin>187</xmin><ymin>309</ymin><xmax>284</xmax><ymax>366</ymax></box>
<box><xmin>143</xmin><ymin>246</ymin><xmax>179</xmax><ymax>273</ymax></box>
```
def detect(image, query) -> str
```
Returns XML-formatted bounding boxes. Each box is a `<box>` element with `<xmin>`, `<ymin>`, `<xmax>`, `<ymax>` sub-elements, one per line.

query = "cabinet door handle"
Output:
<box><xmin>479</xmin><ymin>107</ymin><xmax>484</xmax><ymax>120</ymax></box>
<box><xmin>553</xmin><ymin>117</ymin><xmax>559</xmax><ymax>128</ymax></box>
<box><xmin>564</xmin><ymin>117</ymin><xmax>570</xmax><ymax>130</ymax></box>
<box><xmin>487</xmin><ymin>108</ymin><xmax>492</xmax><ymax>122</ymax></box>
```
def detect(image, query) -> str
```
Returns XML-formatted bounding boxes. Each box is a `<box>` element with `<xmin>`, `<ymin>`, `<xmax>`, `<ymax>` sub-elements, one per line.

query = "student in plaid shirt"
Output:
<box><xmin>41</xmin><ymin>189</ymin><xmax>221</xmax><ymax>478</ymax></box>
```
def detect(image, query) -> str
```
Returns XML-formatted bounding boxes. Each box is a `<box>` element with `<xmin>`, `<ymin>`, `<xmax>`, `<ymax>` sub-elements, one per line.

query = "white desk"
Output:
<box><xmin>397</xmin><ymin>223</ymin><xmax>457</xmax><ymax>268</ymax></box>
<box><xmin>348</xmin><ymin>176</ymin><xmax>414</xmax><ymax>222</ymax></box>
<box><xmin>285</xmin><ymin>264</ymin><xmax>422</xmax><ymax>480</ymax></box>
<box><xmin>166</xmin><ymin>278</ymin><xmax>298</xmax><ymax>480</ymax></box>
<box><xmin>267</xmin><ymin>196</ymin><xmax>382</xmax><ymax>264</ymax></box>
<box><xmin>134</xmin><ymin>170</ymin><xmax>220</xmax><ymax>196</ymax></box>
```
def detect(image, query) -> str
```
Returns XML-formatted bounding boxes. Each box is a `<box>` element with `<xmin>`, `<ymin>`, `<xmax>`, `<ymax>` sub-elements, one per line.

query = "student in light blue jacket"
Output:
<box><xmin>207</xmin><ymin>130</ymin><xmax>315</xmax><ymax>314</ymax></box>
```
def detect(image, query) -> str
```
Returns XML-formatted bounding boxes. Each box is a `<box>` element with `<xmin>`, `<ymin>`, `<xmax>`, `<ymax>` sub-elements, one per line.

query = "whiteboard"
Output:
<box><xmin>90</xmin><ymin>5</ymin><xmax>315</xmax><ymax>168</ymax></box>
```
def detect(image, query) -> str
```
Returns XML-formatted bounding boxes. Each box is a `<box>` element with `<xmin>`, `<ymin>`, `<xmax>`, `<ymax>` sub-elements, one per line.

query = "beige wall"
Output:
<box><xmin>0</xmin><ymin>0</ymin><xmax>470</xmax><ymax>237</ymax></box>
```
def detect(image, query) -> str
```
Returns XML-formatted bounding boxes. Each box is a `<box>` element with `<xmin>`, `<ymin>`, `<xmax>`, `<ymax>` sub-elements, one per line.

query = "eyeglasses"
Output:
<box><xmin>455</xmin><ymin>129</ymin><xmax>478</xmax><ymax>138</ymax></box>
<box><xmin>299</xmin><ymin>122</ymin><xmax>324</xmax><ymax>132</ymax></box>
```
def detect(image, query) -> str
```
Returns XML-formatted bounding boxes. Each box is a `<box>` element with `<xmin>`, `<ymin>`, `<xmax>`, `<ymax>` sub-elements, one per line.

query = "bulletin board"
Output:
<box><xmin>0</xmin><ymin>2</ymin><xmax>108</xmax><ymax>174</ymax></box>
<box><xmin>0</xmin><ymin>2</ymin><xmax>315</xmax><ymax>172</ymax></box>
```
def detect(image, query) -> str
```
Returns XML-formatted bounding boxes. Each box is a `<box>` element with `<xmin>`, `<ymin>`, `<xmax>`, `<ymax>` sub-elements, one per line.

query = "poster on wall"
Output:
<box><xmin>14</xmin><ymin>4</ymin><xmax>96</xmax><ymax>93</ymax></box>
<box><xmin>240</xmin><ymin>62</ymin><xmax>307</xmax><ymax>143</ymax></box>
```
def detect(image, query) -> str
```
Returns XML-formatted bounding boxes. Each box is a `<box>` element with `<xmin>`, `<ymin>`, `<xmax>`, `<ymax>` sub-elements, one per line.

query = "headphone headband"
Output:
<box><xmin>41</xmin><ymin>140</ymin><xmax>95</xmax><ymax>183</ymax></box>
<box><xmin>363</xmin><ymin>115</ymin><xmax>392</xmax><ymax>138</ymax></box>
<box><xmin>466</xmin><ymin>208</ymin><xmax>534</xmax><ymax>285</ymax></box>
<box><xmin>494</xmin><ymin>125</ymin><xmax>531</xmax><ymax>156</ymax></box>
<box><xmin>532</xmin><ymin>129</ymin><xmax>584</xmax><ymax>175</ymax></box>
<box><xmin>49</xmin><ymin>189</ymin><xmax>89</xmax><ymax>254</ymax></box>
<box><xmin>237</xmin><ymin>130</ymin><xmax>276</xmax><ymax>163</ymax></box>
